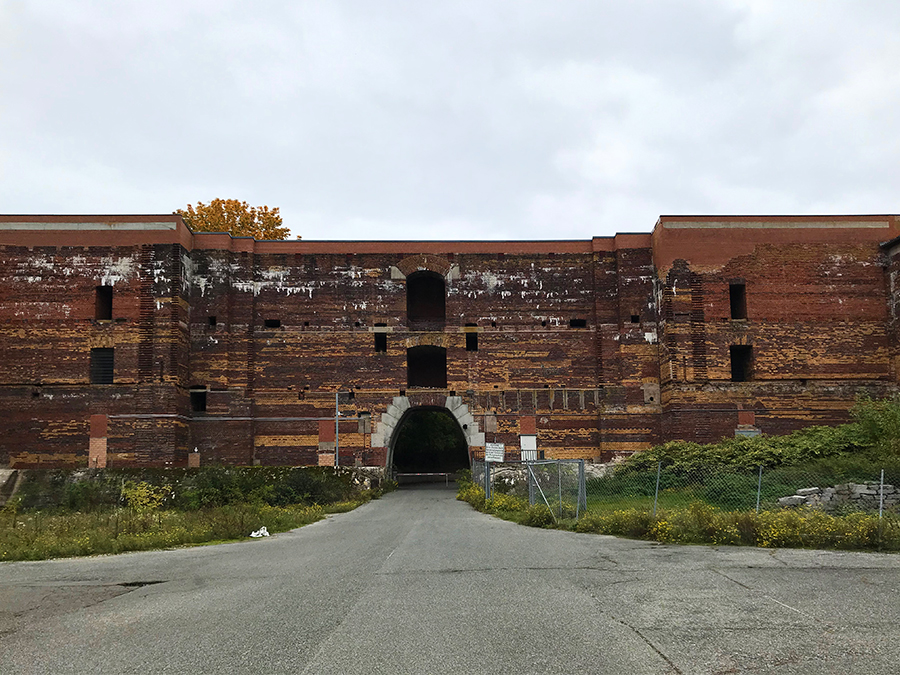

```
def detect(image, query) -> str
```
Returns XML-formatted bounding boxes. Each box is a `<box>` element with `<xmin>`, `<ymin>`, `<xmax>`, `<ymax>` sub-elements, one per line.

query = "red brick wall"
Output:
<box><xmin>1</xmin><ymin>214</ymin><xmax>898</xmax><ymax>467</ymax></box>
<box><xmin>655</xmin><ymin>218</ymin><xmax>898</xmax><ymax>446</ymax></box>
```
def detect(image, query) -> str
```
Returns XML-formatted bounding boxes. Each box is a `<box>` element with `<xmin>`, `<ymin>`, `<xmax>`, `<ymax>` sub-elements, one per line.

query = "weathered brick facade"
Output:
<box><xmin>2</xmin><ymin>214</ymin><xmax>898</xmax><ymax>469</ymax></box>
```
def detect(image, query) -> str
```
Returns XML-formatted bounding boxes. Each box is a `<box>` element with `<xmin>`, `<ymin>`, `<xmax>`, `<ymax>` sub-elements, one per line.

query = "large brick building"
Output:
<box><xmin>2</xmin><ymin>214</ymin><xmax>899</xmax><ymax>470</ymax></box>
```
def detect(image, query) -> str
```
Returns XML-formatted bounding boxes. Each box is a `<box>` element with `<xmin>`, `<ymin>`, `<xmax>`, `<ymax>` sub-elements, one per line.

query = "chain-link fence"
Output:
<box><xmin>471</xmin><ymin>459</ymin><xmax>900</xmax><ymax>547</ymax></box>
<box><xmin>472</xmin><ymin>460</ymin><xmax>586</xmax><ymax>520</ymax></box>
<box><xmin>584</xmin><ymin>463</ymin><xmax>900</xmax><ymax>520</ymax></box>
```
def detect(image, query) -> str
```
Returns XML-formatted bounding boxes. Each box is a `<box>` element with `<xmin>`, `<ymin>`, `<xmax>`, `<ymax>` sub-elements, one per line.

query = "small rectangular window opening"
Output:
<box><xmin>190</xmin><ymin>389</ymin><xmax>207</xmax><ymax>413</ymax></box>
<box><xmin>466</xmin><ymin>332</ymin><xmax>478</xmax><ymax>351</ymax></box>
<box><xmin>95</xmin><ymin>286</ymin><xmax>113</xmax><ymax>320</ymax></box>
<box><xmin>208</xmin><ymin>316</ymin><xmax>217</xmax><ymax>327</ymax></box>
<box><xmin>569</xmin><ymin>318</ymin><xmax>587</xmax><ymax>328</ymax></box>
<box><xmin>465</xmin><ymin>323</ymin><xmax>478</xmax><ymax>351</ymax></box>
<box><xmin>90</xmin><ymin>348</ymin><xmax>114</xmax><ymax>384</ymax></box>
<box><xmin>730</xmin><ymin>283</ymin><xmax>747</xmax><ymax>320</ymax></box>
<box><xmin>630</xmin><ymin>315</ymin><xmax>640</xmax><ymax>323</ymax></box>
<box><xmin>374</xmin><ymin>333</ymin><xmax>387</xmax><ymax>352</ymax></box>
<box><xmin>264</xmin><ymin>319</ymin><xmax>281</xmax><ymax>328</ymax></box>
<box><xmin>730</xmin><ymin>345</ymin><xmax>753</xmax><ymax>382</ymax></box>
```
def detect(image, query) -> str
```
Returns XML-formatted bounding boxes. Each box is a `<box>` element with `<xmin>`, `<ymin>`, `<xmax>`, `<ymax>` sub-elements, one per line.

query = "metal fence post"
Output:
<box><xmin>484</xmin><ymin>462</ymin><xmax>492</xmax><ymax>500</ymax></box>
<box><xmin>335</xmin><ymin>392</ymin><xmax>340</xmax><ymax>468</ymax></box>
<box><xmin>652</xmin><ymin>461</ymin><xmax>661</xmax><ymax>518</ymax></box>
<box><xmin>527</xmin><ymin>462</ymin><xmax>535</xmax><ymax>506</ymax></box>
<box><xmin>756</xmin><ymin>465</ymin><xmax>763</xmax><ymax>513</ymax></box>
<box><xmin>577</xmin><ymin>459</ymin><xmax>586</xmax><ymax>520</ymax></box>
<box><xmin>557</xmin><ymin>460</ymin><xmax>562</xmax><ymax>518</ymax></box>
<box><xmin>879</xmin><ymin>468</ymin><xmax>885</xmax><ymax>520</ymax></box>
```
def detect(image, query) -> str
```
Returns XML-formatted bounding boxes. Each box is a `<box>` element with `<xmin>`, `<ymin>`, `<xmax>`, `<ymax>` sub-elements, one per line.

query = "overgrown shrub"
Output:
<box><xmin>852</xmin><ymin>395</ymin><xmax>900</xmax><ymax>458</ymax></box>
<box><xmin>575</xmin><ymin>508</ymin><xmax>654</xmax><ymax>538</ymax></box>
<box><xmin>485</xmin><ymin>493</ymin><xmax>527</xmax><ymax>513</ymax></box>
<box><xmin>121</xmin><ymin>481</ymin><xmax>171</xmax><ymax>513</ymax></box>
<box><xmin>615</xmin><ymin>396</ymin><xmax>900</xmax><ymax>478</ymax></box>
<box><xmin>0</xmin><ymin>503</ymin><xmax>328</xmax><ymax>561</ymax></box>
<box><xmin>520</xmin><ymin>504</ymin><xmax>555</xmax><ymax>528</ymax></box>
<box><xmin>456</xmin><ymin>483</ymin><xmax>486</xmax><ymax>510</ymax></box>
<box><xmin>573</xmin><ymin>504</ymin><xmax>899</xmax><ymax>551</ymax></box>
<box><xmin>15</xmin><ymin>466</ymin><xmax>364</xmax><ymax>512</ymax></box>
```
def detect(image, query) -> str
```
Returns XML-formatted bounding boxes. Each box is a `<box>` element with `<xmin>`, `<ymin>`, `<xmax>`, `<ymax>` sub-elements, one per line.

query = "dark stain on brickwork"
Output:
<box><xmin>1</xmin><ymin>214</ymin><xmax>899</xmax><ymax>468</ymax></box>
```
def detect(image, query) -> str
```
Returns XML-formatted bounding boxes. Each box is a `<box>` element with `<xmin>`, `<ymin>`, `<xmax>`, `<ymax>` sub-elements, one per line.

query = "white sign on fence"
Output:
<box><xmin>484</xmin><ymin>442</ymin><xmax>505</xmax><ymax>463</ymax></box>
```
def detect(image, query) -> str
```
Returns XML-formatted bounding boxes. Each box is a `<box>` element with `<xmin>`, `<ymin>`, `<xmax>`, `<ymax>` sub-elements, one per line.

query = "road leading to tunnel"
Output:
<box><xmin>1</xmin><ymin>486</ymin><xmax>899</xmax><ymax>674</ymax></box>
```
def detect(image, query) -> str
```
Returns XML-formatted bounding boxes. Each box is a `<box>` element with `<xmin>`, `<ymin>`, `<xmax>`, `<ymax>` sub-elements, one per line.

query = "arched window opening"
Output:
<box><xmin>407</xmin><ymin>345</ymin><xmax>447</xmax><ymax>388</ymax></box>
<box><xmin>407</xmin><ymin>271</ymin><xmax>445</xmax><ymax>330</ymax></box>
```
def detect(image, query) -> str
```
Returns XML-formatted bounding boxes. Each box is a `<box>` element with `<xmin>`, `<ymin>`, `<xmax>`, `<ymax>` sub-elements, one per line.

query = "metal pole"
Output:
<box><xmin>756</xmin><ymin>465</ymin><xmax>763</xmax><ymax>513</ymax></box>
<box><xmin>528</xmin><ymin>463</ymin><xmax>557</xmax><ymax>524</ymax></box>
<box><xmin>558</xmin><ymin>461</ymin><xmax>562</xmax><ymax>518</ymax></box>
<box><xmin>879</xmin><ymin>468</ymin><xmax>885</xmax><ymax>520</ymax></box>
<box><xmin>528</xmin><ymin>462</ymin><xmax>535</xmax><ymax>506</ymax></box>
<box><xmin>334</xmin><ymin>392</ymin><xmax>340</xmax><ymax>468</ymax></box>
<box><xmin>577</xmin><ymin>460</ymin><xmax>585</xmax><ymax>520</ymax></box>
<box><xmin>652</xmin><ymin>461</ymin><xmax>662</xmax><ymax>518</ymax></box>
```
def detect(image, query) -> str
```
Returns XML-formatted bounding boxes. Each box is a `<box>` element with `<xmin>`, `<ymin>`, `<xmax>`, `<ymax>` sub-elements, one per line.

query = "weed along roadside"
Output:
<box><xmin>0</xmin><ymin>466</ymin><xmax>395</xmax><ymax>562</ymax></box>
<box><xmin>459</xmin><ymin>472</ymin><xmax>900</xmax><ymax>551</ymax></box>
<box><xmin>457</xmin><ymin>396</ymin><xmax>900</xmax><ymax>552</ymax></box>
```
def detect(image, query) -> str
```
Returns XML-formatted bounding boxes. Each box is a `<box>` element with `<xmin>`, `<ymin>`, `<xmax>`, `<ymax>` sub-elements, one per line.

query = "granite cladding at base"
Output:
<box><xmin>1</xmin><ymin>213</ymin><xmax>899</xmax><ymax>468</ymax></box>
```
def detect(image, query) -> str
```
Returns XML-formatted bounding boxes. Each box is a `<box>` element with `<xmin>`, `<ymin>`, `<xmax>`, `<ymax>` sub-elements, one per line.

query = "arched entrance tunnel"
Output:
<box><xmin>390</xmin><ymin>406</ymin><xmax>469</xmax><ymax>484</ymax></box>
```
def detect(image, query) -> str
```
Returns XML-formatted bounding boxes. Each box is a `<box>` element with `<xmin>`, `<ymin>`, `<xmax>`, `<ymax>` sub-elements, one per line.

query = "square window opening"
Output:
<box><xmin>466</xmin><ymin>332</ymin><xmax>478</xmax><ymax>351</ymax></box>
<box><xmin>190</xmin><ymin>389</ymin><xmax>207</xmax><ymax>413</ymax></box>
<box><xmin>630</xmin><ymin>315</ymin><xmax>640</xmax><ymax>323</ymax></box>
<box><xmin>208</xmin><ymin>316</ymin><xmax>217</xmax><ymax>327</ymax></box>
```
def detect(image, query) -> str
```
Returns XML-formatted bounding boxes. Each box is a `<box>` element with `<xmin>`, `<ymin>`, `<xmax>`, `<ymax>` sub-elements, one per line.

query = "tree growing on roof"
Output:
<box><xmin>176</xmin><ymin>199</ymin><xmax>294</xmax><ymax>240</ymax></box>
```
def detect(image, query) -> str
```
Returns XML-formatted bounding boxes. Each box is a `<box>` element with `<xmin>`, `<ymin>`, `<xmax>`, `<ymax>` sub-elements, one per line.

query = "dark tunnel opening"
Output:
<box><xmin>391</xmin><ymin>407</ymin><xmax>469</xmax><ymax>476</ymax></box>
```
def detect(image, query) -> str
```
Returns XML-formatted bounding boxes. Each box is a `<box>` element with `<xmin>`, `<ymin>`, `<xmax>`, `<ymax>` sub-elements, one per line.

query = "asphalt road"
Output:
<box><xmin>1</xmin><ymin>485</ymin><xmax>899</xmax><ymax>674</ymax></box>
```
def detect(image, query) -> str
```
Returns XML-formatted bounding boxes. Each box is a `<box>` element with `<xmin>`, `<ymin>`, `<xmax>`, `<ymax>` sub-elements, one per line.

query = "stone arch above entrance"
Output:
<box><xmin>390</xmin><ymin>254</ymin><xmax>459</xmax><ymax>280</ymax></box>
<box><xmin>371</xmin><ymin>394</ymin><xmax>485</xmax><ymax>468</ymax></box>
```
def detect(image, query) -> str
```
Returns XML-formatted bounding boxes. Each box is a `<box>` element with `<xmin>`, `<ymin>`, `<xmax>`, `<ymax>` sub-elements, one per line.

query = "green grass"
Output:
<box><xmin>0</xmin><ymin>498</ymin><xmax>374</xmax><ymax>562</ymax></box>
<box><xmin>0</xmin><ymin>466</ymin><xmax>396</xmax><ymax>562</ymax></box>
<box><xmin>458</xmin><ymin>478</ymin><xmax>900</xmax><ymax>551</ymax></box>
<box><xmin>587</xmin><ymin>490</ymin><xmax>702</xmax><ymax>513</ymax></box>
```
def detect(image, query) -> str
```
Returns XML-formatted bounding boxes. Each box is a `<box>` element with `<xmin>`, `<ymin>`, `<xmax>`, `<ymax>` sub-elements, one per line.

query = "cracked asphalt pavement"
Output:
<box><xmin>1</xmin><ymin>485</ymin><xmax>899</xmax><ymax>674</ymax></box>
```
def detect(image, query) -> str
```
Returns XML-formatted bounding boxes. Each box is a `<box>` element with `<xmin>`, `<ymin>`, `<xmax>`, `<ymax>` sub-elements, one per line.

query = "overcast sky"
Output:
<box><xmin>1</xmin><ymin>1</ymin><xmax>898</xmax><ymax>240</ymax></box>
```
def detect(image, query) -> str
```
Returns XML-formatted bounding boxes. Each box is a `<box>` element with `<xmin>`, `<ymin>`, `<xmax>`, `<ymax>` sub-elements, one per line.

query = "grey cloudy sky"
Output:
<box><xmin>1</xmin><ymin>1</ymin><xmax>898</xmax><ymax>240</ymax></box>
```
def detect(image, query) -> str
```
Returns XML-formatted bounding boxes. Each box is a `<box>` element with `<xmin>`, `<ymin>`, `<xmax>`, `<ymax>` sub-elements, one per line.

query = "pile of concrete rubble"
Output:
<box><xmin>778</xmin><ymin>482</ymin><xmax>898</xmax><ymax>511</ymax></box>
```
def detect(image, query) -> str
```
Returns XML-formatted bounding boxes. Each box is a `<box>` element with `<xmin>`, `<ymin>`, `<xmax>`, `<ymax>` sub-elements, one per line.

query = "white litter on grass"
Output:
<box><xmin>250</xmin><ymin>526</ymin><xmax>270</xmax><ymax>538</ymax></box>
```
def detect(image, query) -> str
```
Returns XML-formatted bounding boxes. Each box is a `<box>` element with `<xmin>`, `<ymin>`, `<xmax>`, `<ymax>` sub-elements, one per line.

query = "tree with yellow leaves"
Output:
<box><xmin>176</xmin><ymin>199</ymin><xmax>293</xmax><ymax>240</ymax></box>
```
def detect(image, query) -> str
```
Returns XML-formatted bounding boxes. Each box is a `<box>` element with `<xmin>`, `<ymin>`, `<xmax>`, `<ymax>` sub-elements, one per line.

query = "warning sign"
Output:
<box><xmin>484</xmin><ymin>442</ymin><xmax>505</xmax><ymax>462</ymax></box>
